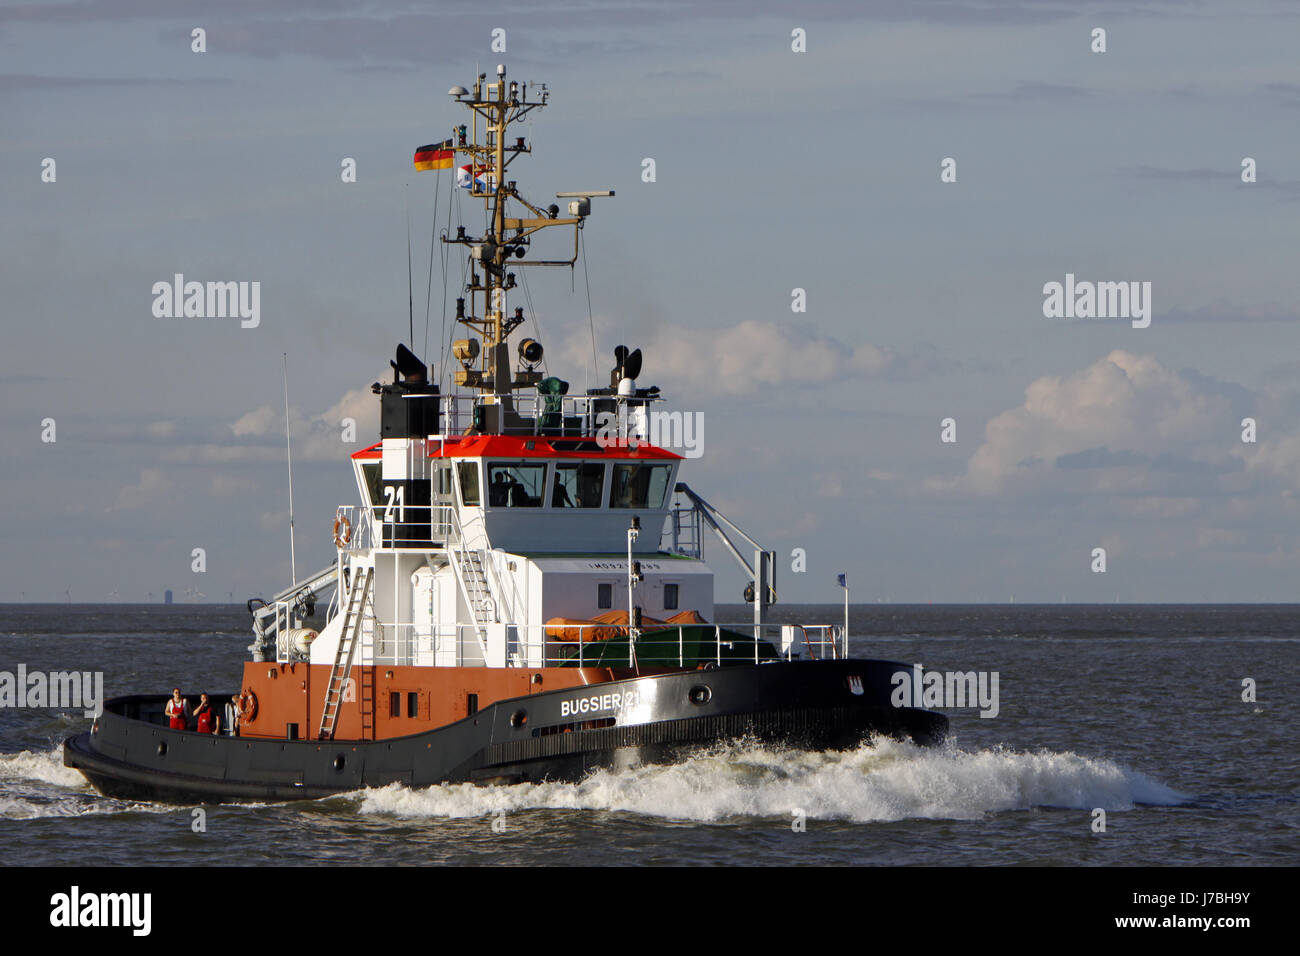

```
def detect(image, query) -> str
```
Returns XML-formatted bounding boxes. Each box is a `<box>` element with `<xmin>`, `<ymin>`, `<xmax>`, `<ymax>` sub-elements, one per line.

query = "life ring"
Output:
<box><xmin>239</xmin><ymin>689</ymin><xmax>258</xmax><ymax>724</ymax></box>
<box><xmin>332</xmin><ymin>514</ymin><xmax>352</xmax><ymax>548</ymax></box>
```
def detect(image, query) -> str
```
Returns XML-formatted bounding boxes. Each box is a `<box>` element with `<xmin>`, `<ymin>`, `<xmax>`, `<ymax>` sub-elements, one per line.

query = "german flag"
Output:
<box><xmin>414</xmin><ymin>139</ymin><xmax>454</xmax><ymax>171</ymax></box>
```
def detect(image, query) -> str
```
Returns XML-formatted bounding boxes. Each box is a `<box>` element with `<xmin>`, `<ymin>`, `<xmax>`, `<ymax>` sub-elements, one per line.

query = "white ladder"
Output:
<box><xmin>447</xmin><ymin>544</ymin><xmax>494</xmax><ymax>662</ymax></box>
<box><xmin>460</xmin><ymin>550</ymin><xmax>495</xmax><ymax>622</ymax></box>
<box><xmin>317</xmin><ymin>566</ymin><xmax>372</xmax><ymax>740</ymax></box>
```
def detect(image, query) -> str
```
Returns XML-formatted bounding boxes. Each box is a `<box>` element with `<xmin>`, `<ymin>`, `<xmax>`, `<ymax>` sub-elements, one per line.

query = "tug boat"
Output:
<box><xmin>65</xmin><ymin>66</ymin><xmax>947</xmax><ymax>802</ymax></box>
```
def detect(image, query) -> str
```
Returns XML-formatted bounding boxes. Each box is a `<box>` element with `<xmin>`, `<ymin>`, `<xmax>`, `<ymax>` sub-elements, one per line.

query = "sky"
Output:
<box><xmin>3</xmin><ymin>0</ymin><xmax>1300</xmax><ymax>604</ymax></box>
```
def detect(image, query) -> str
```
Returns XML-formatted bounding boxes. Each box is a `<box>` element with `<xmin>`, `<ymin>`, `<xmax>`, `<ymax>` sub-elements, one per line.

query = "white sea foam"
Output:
<box><xmin>0</xmin><ymin>745</ymin><xmax>173</xmax><ymax>820</ymax></box>
<box><xmin>0</xmin><ymin>746</ymin><xmax>90</xmax><ymax>790</ymax></box>
<box><xmin>353</xmin><ymin>738</ymin><xmax>1187</xmax><ymax>824</ymax></box>
<box><xmin>0</xmin><ymin>789</ymin><xmax>93</xmax><ymax>820</ymax></box>
<box><xmin>0</xmin><ymin>745</ymin><xmax>98</xmax><ymax>820</ymax></box>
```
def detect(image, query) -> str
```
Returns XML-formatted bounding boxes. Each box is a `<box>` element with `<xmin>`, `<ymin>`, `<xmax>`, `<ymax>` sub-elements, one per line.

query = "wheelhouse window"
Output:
<box><xmin>360</xmin><ymin>462</ymin><xmax>384</xmax><ymax>504</ymax></box>
<box><xmin>487</xmin><ymin>462</ymin><xmax>546</xmax><ymax>507</ymax></box>
<box><xmin>553</xmin><ymin>462</ymin><xmax>604</xmax><ymax>508</ymax></box>
<box><xmin>361</xmin><ymin>462</ymin><xmax>385</xmax><ymax>522</ymax></box>
<box><xmin>610</xmin><ymin>463</ymin><xmax>673</xmax><ymax>509</ymax></box>
<box><xmin>457</xmin><ymin>462</ymin><xmax>480</xmax><ymax>506</ymax></box>
<box><xmin>433</xmin><ymin>464</ymin><xmax>453</xmax><ymax>532</ymax></box>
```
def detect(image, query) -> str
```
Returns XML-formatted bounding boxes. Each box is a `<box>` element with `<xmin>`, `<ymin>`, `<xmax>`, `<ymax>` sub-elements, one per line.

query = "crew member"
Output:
<box><xmin>224</xmin><ymin>695</ymin><xmax>240</xmax><ymax>736</ymax></box>
<box><xmin>194</xmin><ymin>692</ymin><xmax>215</xmax><ymax>734</ymax></box>
<box><xmin>552</xmin><ymin>475</ymin><xmax>573</xmax><ymax>508</ymax></box>
<box><xmin>489</xmin><ymin>471</ymin><xmax>511</xmax><ymax>506</ymax></box>
<box><xmin>165</xmin><ymin>688</ymin><xmax>188</xmax><ymax>730</ymax></box>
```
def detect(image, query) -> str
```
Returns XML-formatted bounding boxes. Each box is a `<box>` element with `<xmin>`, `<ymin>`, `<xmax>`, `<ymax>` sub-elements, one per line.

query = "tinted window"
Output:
<box><xmin>362</xmin><ymin>463</ymin><xmax>385</xmax><ymax>524</ymax></box>
<box><xmin>598</xmin><ymin>583</ymin><xmax>612</xmax><ymax>609</ymax></box>
<box><xmin>664</xmin><ymin>583</ymin><xmax>679</xmax><ymax>611</ymax></box>
<box><xmin>361</xmin><ymin>462</ymin><xmax>384</xmax><ymax>505</ymax></box>
<box><xmin>457</xmin><ymin>462</ymin><xmax>480</xmax><ymax>506</ymax></box>
<box><xmin>554</xmin><ymin>462</ymin><xmax>605</xmax><ymax>508</ymax></box>
<box><xmin>610</xmin><ymin>464</ymin><xmax>672</xmax><ymax>509</ymax></box>
<box><xmin>487</xmin><ymin>462</ymin><xmax>546</xmax><ymax>507</ymax></box>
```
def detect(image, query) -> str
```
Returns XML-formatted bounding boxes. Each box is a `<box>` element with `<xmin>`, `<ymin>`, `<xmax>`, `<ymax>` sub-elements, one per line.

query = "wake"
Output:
<box><xmin>351</xmin><ymin>737</ymin><xmax>1187</xmax><ymax>824</ymax></box>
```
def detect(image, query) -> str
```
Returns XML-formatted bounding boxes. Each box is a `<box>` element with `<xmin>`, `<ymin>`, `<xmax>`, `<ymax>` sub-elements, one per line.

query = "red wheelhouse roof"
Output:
<box><xmin>350</xmin><ymin>436</ymin><xmax>681</xmax><ymax>461</ymax></box>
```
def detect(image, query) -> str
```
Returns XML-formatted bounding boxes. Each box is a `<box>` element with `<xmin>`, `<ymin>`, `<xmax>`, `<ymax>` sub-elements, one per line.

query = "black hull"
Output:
<box><xmin>64</xmin><ymin>659</ymin><xmax>947</xmax><ymax>803</ymax></box>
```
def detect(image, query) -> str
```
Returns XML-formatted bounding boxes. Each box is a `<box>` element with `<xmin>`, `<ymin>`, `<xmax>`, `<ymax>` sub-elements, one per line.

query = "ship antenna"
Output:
<box><xmin>440</xmin><ymin>65</ymin><xmax>613</xmax><ymax>416</ymax></box>
<box><xmin>282</xmin><ymin>352</ymin><xmax>297</xmax><ymax>587</ymax></box>
<box><xmin>406</xmin><ymin>184</ymin><xmax>415</xmax><ymax>347</ymax></box>
<box><xmin>581</xmin><ymin>228</ymin><xmax>598</xmax><ymax>379</ymax></box>
<box><xmin>438</xmin><ymin>172</ymin><xmax>459</xmax><ymax>393</ymax></box>
<box><xmin>423</xmin><ymin>162</ymin><xmax>445</xmax><ymax>359</ymax></box>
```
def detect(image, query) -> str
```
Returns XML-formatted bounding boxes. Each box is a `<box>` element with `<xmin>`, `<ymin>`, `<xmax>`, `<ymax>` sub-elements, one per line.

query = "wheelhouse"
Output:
<box><xmin>350</xmin><ymin>435</ymin><xmax>682</xmax><ymax>553</ymax></box>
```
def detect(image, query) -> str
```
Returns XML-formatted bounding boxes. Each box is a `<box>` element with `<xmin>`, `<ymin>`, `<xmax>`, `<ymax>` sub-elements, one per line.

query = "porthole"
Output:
<box><xmin>510</xmin><ymin>709</ymin><xmax>528</xmax><ymax>728</ymax></box>
<box><xmin>333</xmin><ymin>754</ymin><xmax>346</xmax><ymax>773</ymax></box>
<box><xmin>688</xmin><ymin>685</ymin><xmax>712</xmax><ymax>705</ymax></box>
<box><xmin>157</xmin><ymin>741</ymin><xmax>167</xmax><ymax>757</ymax></box>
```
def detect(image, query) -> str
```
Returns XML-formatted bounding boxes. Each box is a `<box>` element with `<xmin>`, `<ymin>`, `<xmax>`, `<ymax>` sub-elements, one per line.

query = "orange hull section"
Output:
<box><xmin>236</xmin><ymin>662</ymin><xmax>637</xmax><ymax>742</ymax></box>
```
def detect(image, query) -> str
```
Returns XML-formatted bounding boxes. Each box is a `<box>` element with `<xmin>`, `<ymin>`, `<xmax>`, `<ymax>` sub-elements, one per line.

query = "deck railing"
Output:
<box><xmin>305</xmin><ymin>499</ymin><xmax>847</xmax><ymax>670</ymax></box>
<box><xmin>436</xmin><ymin>392</ymin><xmax>661</xmax><ymax>438</ymax></box>
<box><xmin>332</xmin><ymin>502</ymin><xmax>455</xmax><ymax>554</ymax></box>
<box><xmin>332</xmin><ymin>620</ymin><xmax>843</xmax><ymax>669</ymax></box>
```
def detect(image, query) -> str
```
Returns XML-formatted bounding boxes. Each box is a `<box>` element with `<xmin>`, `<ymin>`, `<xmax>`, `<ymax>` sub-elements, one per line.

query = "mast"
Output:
<box><xmin>282</xmin><ymin>352</ymin><xmax>297</xmax><ymax>587</ymax></box>
<box><xmin>444</xmin><ymin>64</ymin><xmax>613</xmax><ymax>428</ymax></box>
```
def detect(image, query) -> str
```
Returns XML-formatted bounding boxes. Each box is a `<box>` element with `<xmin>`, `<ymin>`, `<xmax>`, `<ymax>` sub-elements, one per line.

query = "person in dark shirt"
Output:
<box><xmin>489</xmin><ymin>471</ymin><xmax>510</xmax><ymax>506</ymax></box>
<box><xmin>552</xmin><ymin>474</ymin><xmax>573</xmax><ymax>507</ymax></box>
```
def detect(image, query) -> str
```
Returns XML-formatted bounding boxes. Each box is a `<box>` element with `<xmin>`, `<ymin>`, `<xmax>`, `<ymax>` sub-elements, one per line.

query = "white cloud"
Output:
<box><xmin>144</xmin><ymin>421</ymin><xmax>177</xmax><ymax>438</ymax></box>
<box><xmin>112</xmin><ymin>468</ymin><xmax>172</xmax><ymax>511</ymax></box>
<box><xmin>944</xmin><ymin>351</ymin><xmax>1244</xmax><ymax>496</ymax></box>
<box><xmin>232</xmin><ymin>406</ymin><xmax>276</xmax><ymax>438</ymax></box>
<box><xmin>225</xmin><ymin>383</ymin><xmax>381</xmax><ymax>462</ymax></box>
<box><xmin>551</xmin><ymin>316</ymin><xmax>908</xmax><ymax>398</ymax></box>
<box><xmin>1240</xmin><ymin>432</ymin><xmax>1300</xmax><ymax>490</ymax></box>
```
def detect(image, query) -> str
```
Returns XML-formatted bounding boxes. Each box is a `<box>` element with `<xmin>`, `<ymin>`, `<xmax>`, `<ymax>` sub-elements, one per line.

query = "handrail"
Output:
<box><xmin>281</xmin><ymin>614</ymin><xmax>841</xmax><ymax>669</ymax></box>
<box><xmin>445</xmin><ymin>503</ymin><xmax>494</xmax><ymax>661</ymax></box>
<box><xmin>477</xmin><ymin>548</ymin><xmax>516</xmax><ymax>624</ymax></box>
<box><xmin>434</xmin><ymin>392</ymin><xmax>664</xmax><ymax>438</ymax></box>
<box><xmin>310</xmin><ymin>504</ymin><xmax>842</xmax><ymax>669</ymax></box>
